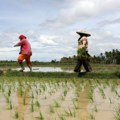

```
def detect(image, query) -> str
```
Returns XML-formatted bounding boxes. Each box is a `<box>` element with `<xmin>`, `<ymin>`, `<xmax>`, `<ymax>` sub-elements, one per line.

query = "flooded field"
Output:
<box><xmin>0</xmin><ymin>77</ymin><xmax>120</xmax><ymax>120</ymax></box>
<box><xmin>13</xmin><ymin>67</ymin><xmax>74</xmax><ymax>73</ymax></box>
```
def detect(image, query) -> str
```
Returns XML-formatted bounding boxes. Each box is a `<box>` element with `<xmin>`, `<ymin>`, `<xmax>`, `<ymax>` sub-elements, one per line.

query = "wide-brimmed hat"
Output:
<box><xmin>76</xmin><ymin>30</ymin><xmax>91</xmax><ymax>37</ymax></box>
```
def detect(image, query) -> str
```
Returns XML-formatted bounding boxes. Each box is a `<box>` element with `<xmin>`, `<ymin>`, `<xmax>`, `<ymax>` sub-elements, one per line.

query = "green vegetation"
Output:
<box><xmin>0</xmin><ymin>61</ymin><xmax>119</xmax><ymax>120</ymax></box>
<box><xmin>114</xmin><ymin>105</ymin><xmax>120</xmax><ymax>120</ymax></box>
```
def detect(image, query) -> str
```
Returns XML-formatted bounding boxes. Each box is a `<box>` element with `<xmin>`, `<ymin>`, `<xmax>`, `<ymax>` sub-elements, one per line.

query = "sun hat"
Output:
<box><xmin>76</xmin><ymin>30</ymin><xmax>91</xmax><ymax>37</ymax></box>
<box><xmin>19</xmin><ymin>35</ymin><xmax>27</xmax><ymax>40</ymax></box>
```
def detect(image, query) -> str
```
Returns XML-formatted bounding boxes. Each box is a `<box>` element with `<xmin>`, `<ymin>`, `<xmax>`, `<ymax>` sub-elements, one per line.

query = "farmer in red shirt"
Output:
<box><xmin>14</xmin><ymin>35</ymin><xmax>32</xmax><ymax>72</ymax></box>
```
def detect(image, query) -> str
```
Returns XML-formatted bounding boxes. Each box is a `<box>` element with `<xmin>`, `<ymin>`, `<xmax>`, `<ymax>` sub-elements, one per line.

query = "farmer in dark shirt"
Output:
<box><xmin>74</xmin><ymin>30</ymin><xmax>92</xmax><ymax>74</ymax></box>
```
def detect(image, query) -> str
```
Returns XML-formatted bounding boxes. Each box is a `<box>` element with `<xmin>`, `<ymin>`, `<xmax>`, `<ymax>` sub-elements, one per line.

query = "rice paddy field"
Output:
<box><xmin>0</xmin><ymin>64</ymin><xmax>120</xmax><ymax>120</ymax></box>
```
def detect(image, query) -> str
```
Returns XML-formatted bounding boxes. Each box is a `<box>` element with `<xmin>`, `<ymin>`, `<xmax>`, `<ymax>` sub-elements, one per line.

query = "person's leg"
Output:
<box><xmin>83</xmin><ymin>58</ymin><xmax>92</xmax><ymax>72</ymax></box>
<box><xmin>18</xmin><ymin>54</ymin><xmax>25</xmax><ymax>72</ymax></box>
<box><xmin>25</xmin><ymin>55</ymin><xmax>32</xmax><ymax>72</ymax></box>
<box><xmin>74</xmin><ymin>59</ymin><xmax>82</xmax><ymax>72</ymax></box>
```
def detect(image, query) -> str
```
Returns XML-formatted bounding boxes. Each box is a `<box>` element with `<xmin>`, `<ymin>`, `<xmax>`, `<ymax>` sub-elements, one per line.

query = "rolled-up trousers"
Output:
<box><xmin>18</xmin><ymin>54</ymin><xmax>32</xmax><ymax>67</ymax></box>
<box><xmin>74</xmin><ymin>57</ymin><xmax>92</xmax><ymax>72</ymax></box>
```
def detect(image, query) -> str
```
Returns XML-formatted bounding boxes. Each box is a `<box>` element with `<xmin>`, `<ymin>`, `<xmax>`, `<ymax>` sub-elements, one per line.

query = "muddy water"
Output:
<box><xmin>13</xmin><ymin>67</ymin><xmax>74</xmax><ymax>73</ymax></box>
<box><xmin>17</xmin><ymin>88</ymin><xmax>30</xmax><ymax>120</ymax></box>
<box><xmin>0</xmin><ymin>81</ymin><xmax>120</xmax><ymax>120</ymax></box>
<box><xmin>88</xmin><ymin>86</ymin><xmax>119</xmax><ymax>120</ymax></box>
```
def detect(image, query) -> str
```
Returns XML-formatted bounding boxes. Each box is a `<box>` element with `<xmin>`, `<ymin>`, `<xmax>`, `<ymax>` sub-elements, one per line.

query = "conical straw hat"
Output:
<box><xmin>76</xmin><ymin>30</ymin><xmax>91</xmax><ymax>37</ymax></box>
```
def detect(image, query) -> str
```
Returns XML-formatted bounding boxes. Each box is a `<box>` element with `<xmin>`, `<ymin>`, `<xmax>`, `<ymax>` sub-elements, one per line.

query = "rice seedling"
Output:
<box><xmin>111</xmin><ymin>84</ymin><xmax>116</xmax><ymax>92</ymax></box>
<box><xmin>41</xmin><ymin>85</ymin><xmax>46</xmax><ymax>92</ymax></box>
<box><xmin>36</xmin><ymin>89</ymin><xmax>39</xmax><ymax>97</ymax></box>
<box><xmin>54</xmin><ymin>100</ymin><xmax>60</xmax><ymax>108</ymax></box>
<box><xmin>94</xmin><ymin>105</ymin><xmax>98</xmax><ymax>112</ymax></box>
<box><xmin>76</xmin><ymin>91</ymin><xmax>80</xmax><ymax>97</ymax></box>
<box><xmin>115</xmin><ymin>89</ymin><xmax>119</xmax><ymax>97</ymax></box>
<box><xmin>0</xmin><ymin>83</ymin><xmax>2</xmax><ymax>90</ymax></box>
<box><xmin>105</xmin><ymin>79</ymin><xmax>110</xmax><ymax>86</ymax></box>
<box><xmin>59</xmin><ymin>116</ymin><xmax>66</xmax><ymax>120</ymax></box>
<box><xmin>57</xmin><ymin>113</ymin><xmax>66</xmax><ymax>120</ymax></box>
<box><xmin>14</xmin><ymin>109</ymin><xmax>19</xmax><ymax>119</ymax></box>
<box><xmin>36</xmin><ymin>111</ymin><xmax>44</xmax><ymax>120</ymax></box>
<box><xmin>44</xmin><ymin>95</ymin><xmax>47</xmax><ymax>99</ymax></box>
<box><xmin>30</xmin><ymin>100</ymin><xmax>34</xmax><ymax>112</ymax></box>
<box><xmin>72</xmin><ymin>100</ymin><xmax>79</xmax><ymax>109</ymax></box>
<box><xmin>63</xmin><ymin>89</ymin><xmax>68</xmax><ymax>97</ymax></box>
<box><xmin>49</xmin><ymin>91</ymin><xmax>52</xmax><ymax>96</ymax></box>
<box><xmin>99</xmin><ymin>87</ymin><xmax>106</xmax><ymax>99</ymax></box>
<box><xmin>35</xmin><ymin>100</ymin><xmax>40</xmax><ymax>108</ymax></box>
<box><xmin>4</xmin><ymin>95</ymin><xmax>10</xmax><ymax>104</ymax></box>
<box><xmin>1</xmin><ymin>85</ymin><xmax>5</xmax><ymax>93</ymax></box>
<box><xmin>89</xmin><ymin>113</ymin><xmax>95</xmax><ymax>120</ymax></box>
<box><xmin>7</xmin><ymin>86</ymin><xmax>11</xmax><ymax>96</ymax></box>
<box><xmin>49</xmin><ymin>105</ymin><xmax>55</xmax><ymax>114</ymax></box>
<box><xmin>60</xmin><ymin>95</ymin><xmax>65</xmax><ymax>101</ymax></box>
<box><xmin>64</xmin><ymin>108</ymin><xmax>75</xmax><ymax>117</ymax></box>
<box><xmin>8</xmin><ymin>101</ymin><xmax>13</xmax><ymax>110</ymax></box>
<box><xmin>18</xmin><ymin>86</ymin><xmax>24</xmax><ymax>97</ymax></box>
<box><xmin>31</xmin><ymin>91</ymin><xmax>34</xmax><ymax>99</ymax></box>
<box><xmin>96</xmin><ymin>79</ymin><xmax>101</xmax><ymax>86</ymax></box>
<box><xmin>88</xmin><ymin>91</ymin><xmax>94</xmax><ymax>102</ymax></box>
<box><xmin>23</xmin><ymin>95</ymin><xmax>26</xmax><ymax>105</ymax></box>
<box><xmin>109</xmin><ymin>97</ymin><xmax>112</xmax><ymax>104</ymax></box>
<box><xmin>114</xmin><ymin>104</ymin><xmax>120</xmax><ymax>120</ymax></box>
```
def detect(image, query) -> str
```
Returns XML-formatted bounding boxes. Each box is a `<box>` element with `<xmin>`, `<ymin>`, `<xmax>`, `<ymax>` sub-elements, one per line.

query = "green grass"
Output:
<box><xmin>1</xmin><ymin>70</ymin><xmax>120</xmax><ymax>79</ymax></box>
<box><xmin>0</xmin><ymin>68</ymin><xmax>120</xmax><ymax>120</ymax></box>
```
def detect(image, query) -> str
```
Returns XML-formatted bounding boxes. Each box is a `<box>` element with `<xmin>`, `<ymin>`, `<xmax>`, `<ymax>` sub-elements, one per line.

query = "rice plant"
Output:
<box><xmin>49</xmin><ymin>105</ymin><xmax>55</xmax><ymax>114</ymax></box>
<box><xmin>7</xmin><ymin>86</ymin><xmax>11</xmax><ymax>96</ymax></box>
<box><xmin>64</xmin><ymin>108</ymin><xmax>75</xmax><ymax>117</ymax></box>
<box><xmin>36</xmin><ymin>111</ymin><xmax>44</xmax><ymax>120</ymax></box>
<box><xmin>4</xmin><ymin>95</ymin><xmax>10</xmax><ymax>104</ymax></box>
<box><xmin>60</xmin><ymin>95</ymin><xmax>65</xmax><ymax>101</ymax></box>
<box><xmin>8</xmin><ymin>101</ymin><xmax>13</xmax><ymax>110</ymax></box>
<box><xmin>94</xmin><ymin>105</ymin><xmax>98</xmax><ymax>112</ymax></box>
<box><xmin>14</xmin><ymin>110</ymin><xmax>19</xmax><ymax>119</ymax></box>
<box><xmin>89</xmin><ymin>113</ymin><xmax>95</xmax><ymax>120</ymax></box>
<box><xmin>57</xmin><ymin>113</ymin><xmax>66</xmax><ymax>120</ymax></box>
<box><xmin>99</xmin><ymin>87</ymin><xmax>106</xmax><ymax>99</ymax></box>
<box><xmin>31</xmin><ymin>91</ymin><xmax>34</xmax><ymax>99</ymax></box>
<box><xmin>88</xmin><ymin>91</ymin><xmax>94</xmax><ymax>102</ymax></box>
<box><xmin>35</xmin><ymin>100</ymin><xmax>40</xmax><ymax>108</ymax></box>
<box><xmin>72</xmin><ymin>100</ymin><xmax>79</xmax><ymax>109</ymax></box>
<box><xmin>18</xmin><ymin>86</ymin><xmax>23</xmax><ymax>97</ymax></box>
<box><xmin>109</xmin><ymin>97</ymin><xmax>112</xmax><ymax>104</ymax></box>
<box><xmin>30</xmin><ymin>100</ymin><xmax>34</xmax><ymax>112</ymax></box>
<box><xmin>63</xmin><ymin>89</ymin><xmax>68</xmax><ymax>97</ymax></box>
<box><xmin>54</xmin><ymin>101</ymin><xmax>60</xmax><ymax>108</ymax></box>
<box><xmin>114</xmin><ymin>105</ymin><xmax>120</xmax><ymax>120</ymax></box>
<box><xmin>23</xmin><ymin>95</ymin><xmax>26</xmax><ymax>105</ymax></box>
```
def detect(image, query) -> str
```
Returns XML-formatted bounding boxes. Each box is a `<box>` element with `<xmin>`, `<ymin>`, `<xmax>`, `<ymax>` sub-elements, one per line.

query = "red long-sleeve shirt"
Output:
<box><xmin>17</xmin><ymin>39</ymin><xmax>32</xmax><ymax>56</ymax></box>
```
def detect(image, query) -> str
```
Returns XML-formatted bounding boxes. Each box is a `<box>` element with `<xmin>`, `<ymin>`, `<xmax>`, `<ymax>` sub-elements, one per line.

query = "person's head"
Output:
<box><xmin>19</xmin><ymin>35</ymin><xmax>27</xmax><ymax>41</ymax></box>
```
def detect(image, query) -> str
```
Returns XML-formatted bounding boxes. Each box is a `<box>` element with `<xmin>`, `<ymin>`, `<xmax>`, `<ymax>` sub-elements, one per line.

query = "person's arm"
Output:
<box><xmin>14</xmin><ymin>44</ymin><xmax>19</xmax><ymax>47</ymax></box>
<box><xmin>78</xmin><ymin>39</ymin><xmax>87</xmax><ymax>49</ymax></box>
<box><xmin>14</xmin><ymin>40</ymin><xmax>23</xmax><ymax>47</ymax></box>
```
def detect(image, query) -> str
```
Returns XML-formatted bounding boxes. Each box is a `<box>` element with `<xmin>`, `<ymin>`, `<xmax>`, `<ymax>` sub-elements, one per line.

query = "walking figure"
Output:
<box><xmin>74</xmin><ymin>30</ymin><xmax>92</xmax><ymax>74</ymax></box>
<box><xmin>14</xmin><ymin>35</ymin><xmax>32</xmax><ymax>72</ymax></box>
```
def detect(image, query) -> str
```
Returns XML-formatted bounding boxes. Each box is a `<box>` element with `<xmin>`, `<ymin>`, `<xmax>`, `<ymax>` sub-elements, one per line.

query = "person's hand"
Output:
<box><xmin>14</xmin><ymin>44</ymin><xmax>18</xmax><ymax>47</ymax></box>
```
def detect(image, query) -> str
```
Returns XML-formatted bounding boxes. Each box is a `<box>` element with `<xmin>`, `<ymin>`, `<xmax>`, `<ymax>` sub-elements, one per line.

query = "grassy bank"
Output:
<box><xmin>0</xmin><ymin>70</ymin><xmax>119</xmax><ymax>79</ymax></box>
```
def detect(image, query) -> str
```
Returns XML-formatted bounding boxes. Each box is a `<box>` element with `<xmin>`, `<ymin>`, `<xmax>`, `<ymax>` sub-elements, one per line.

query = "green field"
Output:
<box><xmin>0</xmin><ymin>63</ymin><xmax>120</xmax><ymax>120</ymax></box>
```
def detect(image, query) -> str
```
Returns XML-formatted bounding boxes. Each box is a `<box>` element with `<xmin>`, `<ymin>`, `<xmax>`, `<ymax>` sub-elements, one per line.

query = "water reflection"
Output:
<box><xmin>15</xmin><ymin>67</ymin><xmax>74</xmax><ymax>73</ymax></box>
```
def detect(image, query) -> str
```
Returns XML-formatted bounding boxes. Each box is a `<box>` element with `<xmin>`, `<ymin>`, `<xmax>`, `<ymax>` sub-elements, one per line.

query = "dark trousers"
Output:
<box><xmin>74</xmin><ymin>58</ymin><xmax>92</xmax><ymax>72</ymax></box>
